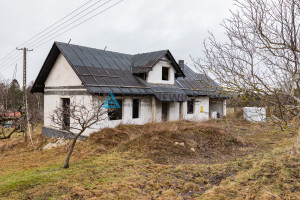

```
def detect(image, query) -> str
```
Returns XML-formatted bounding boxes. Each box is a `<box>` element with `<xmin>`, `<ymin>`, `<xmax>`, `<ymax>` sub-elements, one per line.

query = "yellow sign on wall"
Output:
<box><xmin>200</xmin><ymin>106</ymin><xmax>204</xmax><ymax>113</ymax></box>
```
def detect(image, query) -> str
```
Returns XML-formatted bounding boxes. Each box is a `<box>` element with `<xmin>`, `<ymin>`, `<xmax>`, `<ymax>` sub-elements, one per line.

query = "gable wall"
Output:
<box><xmin>147</xmin><ymin>56</ymin><xmax>176</xmax><ymax>84</ymax></box>
<box><xmin>45</xmin><ymin>53</ymin><xmax>82</xmax><ymax>87</ymax></box>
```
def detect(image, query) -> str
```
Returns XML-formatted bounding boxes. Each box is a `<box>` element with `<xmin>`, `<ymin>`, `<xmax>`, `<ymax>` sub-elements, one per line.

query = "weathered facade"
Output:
<box><xmin>31</xmin><ymin>42</ymin><xmax>228</xmax><ymax>138</ymax></box>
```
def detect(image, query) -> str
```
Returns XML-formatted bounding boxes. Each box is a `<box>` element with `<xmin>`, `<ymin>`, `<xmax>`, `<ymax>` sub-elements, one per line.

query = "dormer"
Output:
<box><xmin>147</xmin><ymin>56</ymin><xmax>176</xmax><ymax>84</ymax></box>
<box><xmin>132</xmin><ymin>50</ymin><xmax>185</xmax><ymax>84</ymax></box>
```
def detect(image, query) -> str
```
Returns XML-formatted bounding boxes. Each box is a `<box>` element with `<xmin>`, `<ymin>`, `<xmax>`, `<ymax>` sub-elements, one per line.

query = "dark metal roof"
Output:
<box><xmin>31</xmin><ymin>42</ymin><xmax>228</xmax><ymax>100</ymax></box>
<box><xmin>132</xmin><ymin>50</ymin><xmax>185</xmax><ymax>77</ymax></box>
<box><xmin>175</xmin><ymin>65</ymin><xmax>229</xmax><ymax>98</ymax></box>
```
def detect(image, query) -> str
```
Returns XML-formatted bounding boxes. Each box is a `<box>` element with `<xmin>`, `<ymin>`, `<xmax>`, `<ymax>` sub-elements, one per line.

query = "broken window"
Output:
<box><xmin>108</xmin><ymin>99</ymin><xmax>123</xmax><ymax>120</ymax></box>
<box><xmin>132</xmin><ymin>99</ymin><xmax>140</xmax><ymax>119</ymax></box>
<box><xmin>187</xmin><ymin>100</ymin><xmax>194</xmax><ymax>114</ymax></box>
<box><xmin>62</xmin><ymin>98</ymin><xmax>70</xmax><ymax>130</ymax></box>
<box><xmin>162</xmin><ymin>67</ymin><xmax>169</xmax><ymax>80</ymax></box>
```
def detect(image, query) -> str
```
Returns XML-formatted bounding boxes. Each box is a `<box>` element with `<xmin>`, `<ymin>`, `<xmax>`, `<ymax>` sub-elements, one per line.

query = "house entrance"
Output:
<box><xmin>162</xmin><ymin>102</ymin><xmax>168</xmax><ymax>121</ymax></box>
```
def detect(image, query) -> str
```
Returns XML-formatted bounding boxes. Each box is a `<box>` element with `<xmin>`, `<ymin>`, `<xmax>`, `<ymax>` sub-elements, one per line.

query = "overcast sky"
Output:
<box><xmin>0</xmin><ymin>0</ymin><xmax>234</xmax><ymax>84</ymax></box>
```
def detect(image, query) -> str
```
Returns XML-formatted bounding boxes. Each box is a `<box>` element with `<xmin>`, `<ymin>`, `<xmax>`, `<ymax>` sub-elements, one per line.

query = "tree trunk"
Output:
<box><xmin>64</xmin><ymin>135</ymin><xmax>79</xmax><ymax>169</ymax></box>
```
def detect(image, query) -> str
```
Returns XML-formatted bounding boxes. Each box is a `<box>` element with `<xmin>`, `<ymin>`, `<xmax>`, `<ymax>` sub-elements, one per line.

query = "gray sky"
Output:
<box><xmin>0</xmin><ymin>0</ymin><xmax>234</xmax><ymax>84</ymax></box>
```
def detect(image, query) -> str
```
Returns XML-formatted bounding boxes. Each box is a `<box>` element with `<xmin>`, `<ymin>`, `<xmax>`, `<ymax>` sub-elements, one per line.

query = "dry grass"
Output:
<box><xmin>117</xmin><ymin>121</ymin><xmax>247</xmax><ymax>164</ymax></box>
<box><xmin>0</xmin><ymin>119</ymin><xmax>299</xmax><ymax>199</ymax></box>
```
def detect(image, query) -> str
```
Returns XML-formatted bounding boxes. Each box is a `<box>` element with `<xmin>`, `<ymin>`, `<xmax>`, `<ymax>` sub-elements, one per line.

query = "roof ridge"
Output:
<box><xmin>55</xmin><ymin>41</ymin><xmax>169</xmax><ymax>57</ymax></box>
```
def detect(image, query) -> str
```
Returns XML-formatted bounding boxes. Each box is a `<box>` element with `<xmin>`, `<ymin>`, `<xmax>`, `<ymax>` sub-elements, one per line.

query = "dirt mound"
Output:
<box><xmin>83</xmin><ymin>121</ymin><xmax>247</xmax><ymax>165</ymax></box>
<box><xmin>75</xmin><ymin>124</ymin><xmax>143</xmax><ymax>158</ymax></box>
<box><xmin>0</xmin><ymin>122</ymin><xmax>248</xmax><ymax>165</ymax></box>
<box><xmin>117</xmin><ymin>121</ymin><xmax>247</xmax><ymax>164</ymax></box>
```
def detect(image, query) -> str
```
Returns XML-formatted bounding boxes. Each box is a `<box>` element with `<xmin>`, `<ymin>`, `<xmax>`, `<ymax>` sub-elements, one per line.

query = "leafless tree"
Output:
<box><xmin>0</xmin><ymin>106</ymin><xmax>24</xmax><ymax>140</ymax></box>
<box><xmin>0</xmin><ymin>76</ymin><xmax>10</xmax><ymax>110</ymax></box>
<box><xmin>50</xmin><ymin>97</ymin><xmax>107</xmax><ymax>168</ymax></box>
<box><xmin>194</xmin><ymin>0</ymin><xmax>300</xmax><ymax>128</ymax></box>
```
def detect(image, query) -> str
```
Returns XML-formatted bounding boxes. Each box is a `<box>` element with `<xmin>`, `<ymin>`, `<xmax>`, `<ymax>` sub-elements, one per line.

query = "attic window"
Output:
<box><xmin>162</xmin><ymin>67</ymin><xmax>169</xmax><ymax>81</ymax></box>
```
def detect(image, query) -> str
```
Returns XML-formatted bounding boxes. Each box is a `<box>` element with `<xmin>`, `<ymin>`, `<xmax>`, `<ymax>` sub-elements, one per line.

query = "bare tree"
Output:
<box><xmin>0</xmin><ymin>106</ymin><xmax>24</xmax><ymax>140</ymax></box>
<box><xmin>194</xmin><ymin>0</ymin><xmax>300</xmax><ymax>129</ymax></box>
<box><xmin>50</xmin><ymin>97</ymin><xmax>107</xmax><ymax>168</ymax></box>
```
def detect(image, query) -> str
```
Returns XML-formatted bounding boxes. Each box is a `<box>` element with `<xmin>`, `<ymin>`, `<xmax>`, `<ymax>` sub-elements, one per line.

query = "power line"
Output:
<box><xmin>0</xmin><ymin>52</ymin><xmax>22</xmax><ymax>69</ymax></box>
<box><xmin>33</xmin><ymin>0</ymin><xmax>124</xmax><ymax>50</ymax></box>
<box><xmin>0</xmin><ymin>0</ymin><xmax>95</xmax><ymax>65</ymax></box>
<box><xmin>17</xmin><ymin>0</ymin><xmax>95</xmax><ymax>49</ymax></box>
<box><xmin>0</xmin><ymin>0</ymin><xmax>110</xmax><ymax>68</ymax></box>
<box><xmin>0</xmin><ymin>49</ymin><xmax>16</xmax><ymax>63</ymax></box>
<box><xmin>22</xmin><ymin>0</ymin><xmax>106</xmax><ymax>49</ymax></box>
<box><xmin>0</xmin><ymin>53</ymin><xmax>22</xmax><ymax>72</ymax></box>
<box><xmin>0</xmin><ymin>0</ymin><xmax>125</xmax><ymax>73</ymax></box>
<box><xmin>0</xmin><ymin>0</ymin><xmax>95</xmax><ymax>64</ymax></box>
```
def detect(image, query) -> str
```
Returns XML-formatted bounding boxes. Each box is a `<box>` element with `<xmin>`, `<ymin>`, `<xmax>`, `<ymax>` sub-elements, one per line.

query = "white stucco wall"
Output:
<box><xmin>169</xmin><ymin>102</ymin><xmax>180</xmax><ymax>121</ymax></box>
<box><xmin>182</xmin><ymin>97</ymin><xmax>210</xmax><ymax>121</ymax></box>
<box><xmin>44</xmin><ymin>94</ymin><xmax>94</xmax><ymax>135</ymax></box>
<box><xmin>44</xmin><ymin>94</ymin><xmax>154</xmax><ymax>137</ymax></box>
<box><xmin>147</xmin><ymin>57</ymin><xmax>176</xmax><ymax>84</ymax></box>
<box><xmin>155</xmin><ymin>100</ymin><xmax>162</xmax><ymax>122</ymax></box>
<box><xmin>209</xmin><ymin>99</ymin><xmax>226</xmax><ymax>119</ymax></box>
<box><xmin>45</xmin><ymin>53</ymin><xmax>82</xmax><ymax>87</ymax></box>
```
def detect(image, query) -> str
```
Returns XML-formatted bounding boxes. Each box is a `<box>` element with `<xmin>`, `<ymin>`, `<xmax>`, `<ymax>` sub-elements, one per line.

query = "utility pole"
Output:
<box><xmin>16</xmin><ymin>47</ymin><xmax>33</xmax><ymax>140</ymax></box>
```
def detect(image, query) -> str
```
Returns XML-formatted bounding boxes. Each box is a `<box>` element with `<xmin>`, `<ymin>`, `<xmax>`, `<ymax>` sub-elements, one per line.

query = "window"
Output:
<box><xmin>162</xmin><ymin>67</ymin><xmax>169</xmax><ymax>80</ymax></box>
<box><xmin>187</xmin><ymin>100</ymin><xmax>194</xmax><ymax>114</ymax></box>
<box><xmin>62</xmin><ymin>98</ymin><xmax>70</xmax><ymax>130</ymax></box>
<box><xmin>136</xmin><ymin>73</ymin><xmax>146</xmax><ymax>80</ymax></box>
<box><xmin>132</xmin><ymin>99</ymin><xmax>140</xmax><ymax>119</ymax></box>
<box><xmin>108</xmin><ymin>99</ymin><xmax>123</xmax><ymax>120</ymax></box>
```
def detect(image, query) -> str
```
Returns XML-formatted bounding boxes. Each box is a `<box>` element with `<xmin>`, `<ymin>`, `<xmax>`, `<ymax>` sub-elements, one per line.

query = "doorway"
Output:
<box><xmin>162</xmin><ymin>102</ymin><xmax>168</xmax><ymax>121</ymax></box>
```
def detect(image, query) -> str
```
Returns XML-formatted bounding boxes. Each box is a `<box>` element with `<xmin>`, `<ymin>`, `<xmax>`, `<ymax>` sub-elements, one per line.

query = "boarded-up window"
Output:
<box><xmin>187</xmin><ymin>100</ymin><xmax>194</xmax><ymax>114</ymax></box>
<box><xmin>108</xmin><ymin>99</ymin><xmax>122</xmax><ymax>120</ymax></box>
<box><xmin>132</xmin><ymin>99</ymin><xmax>139</xmax><ymax>119</ymax></box>
<box><xmin>162</xmin><ymin>67</ymin><xmax>169</xmax><ymax>80</ymax></box>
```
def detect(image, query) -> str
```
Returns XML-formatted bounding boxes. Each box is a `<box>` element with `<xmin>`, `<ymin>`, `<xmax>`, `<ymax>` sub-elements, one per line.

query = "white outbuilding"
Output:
<box><xmin>243</xmin><ymin>107</ymin><xmax>266</xmax><ymax>122</ymax></box>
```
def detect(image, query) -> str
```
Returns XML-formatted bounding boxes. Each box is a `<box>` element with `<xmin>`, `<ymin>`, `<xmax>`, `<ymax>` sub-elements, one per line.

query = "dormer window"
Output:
<box><xmin>136</xmin><ymin>73</ymin><xmax>146</xmax><ymax>80</ymax></box>
<box><xmin>162</xmin><ymin>67</ymin><xmax>169</xmax><ymax>80</ymax></box>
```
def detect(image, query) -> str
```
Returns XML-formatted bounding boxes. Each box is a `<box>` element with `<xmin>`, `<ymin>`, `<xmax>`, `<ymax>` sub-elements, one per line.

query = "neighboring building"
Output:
<box><xmin>31</xmin><ymin>42</ymin><xmax>228</xmax><ymax>138</ymax></box>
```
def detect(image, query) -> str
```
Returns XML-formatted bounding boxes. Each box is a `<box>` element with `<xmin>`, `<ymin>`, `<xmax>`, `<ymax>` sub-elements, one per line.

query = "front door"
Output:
<box><xmin>162</xmin><ymin>102</ymin><xmax>168</xmax><ymax>121</ymax></box>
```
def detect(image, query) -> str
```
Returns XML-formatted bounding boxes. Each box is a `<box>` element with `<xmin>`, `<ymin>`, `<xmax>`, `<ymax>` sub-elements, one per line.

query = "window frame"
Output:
<box><xmin>187</xmin><ymin>100</ymin><xmax>194</xmax><ymax>114</ymax></box>
<box><xmin>108</xmin><ymin>99</ymin><xmax>123</xmax><ymax>121</ymax></box>
<box><xmin>61</xmin><ymin>98</ymin><xmax>70</xmax><ymax>131</ymax></box>
<box><xmin>132</xmin><ymin>99</ymin><xmax>140</xmax><ymax>119</ymax></box>
<box><xmin>162</xmin><ymin>67</ymin><xmax>169</xmax><ymax>81</ymax></box>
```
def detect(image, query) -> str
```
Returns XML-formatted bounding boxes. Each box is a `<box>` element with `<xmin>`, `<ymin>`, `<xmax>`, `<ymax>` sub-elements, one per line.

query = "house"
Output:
<box><xmin>31</xmin><ymin>42</ymin><xmax>228</xmax><ymax>138</ymax></box>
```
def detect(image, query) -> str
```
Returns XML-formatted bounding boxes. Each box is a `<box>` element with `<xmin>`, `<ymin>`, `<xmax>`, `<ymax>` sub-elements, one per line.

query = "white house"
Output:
<box><xmin>31</xmin><ymin>42</ymin><xmax>227</xmax><ymax>138</ymax></box>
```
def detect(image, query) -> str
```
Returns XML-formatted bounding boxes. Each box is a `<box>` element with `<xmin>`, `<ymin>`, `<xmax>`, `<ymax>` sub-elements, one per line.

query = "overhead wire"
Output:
<box><xmin>0</xmin><ymin>0</ymin><xmax>125</xmax><ymax>74</ymax></box>
<box><xmin>0</xmin><ymin>0</ymin><xmax>96</xmax><ymax>67</ymax></box>
<box><xmin>33</xmin><ymin>0</ymin><xmax>124</xmax><ymax>49</ymax></box>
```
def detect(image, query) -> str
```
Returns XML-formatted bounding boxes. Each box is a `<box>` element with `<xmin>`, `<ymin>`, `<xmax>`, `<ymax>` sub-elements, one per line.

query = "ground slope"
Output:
<box><xmin>0</xmin><ymin>120</ymin><xmax>299</xmax><ymax>199</ymax></box>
